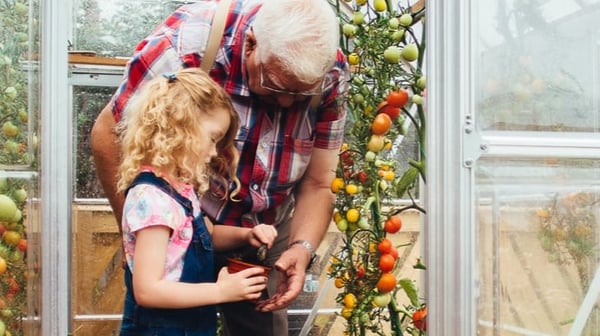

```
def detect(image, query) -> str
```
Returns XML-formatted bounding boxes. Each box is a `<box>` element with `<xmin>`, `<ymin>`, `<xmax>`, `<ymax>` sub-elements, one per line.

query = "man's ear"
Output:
<box><xmin>244</xmin><ymin>29</ymin><xmax>256</xmax><ymax>57</ymax></box>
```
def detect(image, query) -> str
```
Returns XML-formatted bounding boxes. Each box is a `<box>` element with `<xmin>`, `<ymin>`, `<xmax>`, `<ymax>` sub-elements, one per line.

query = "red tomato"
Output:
<box><xmin>377</xmin><ymin>101</ymin><xmax>401</xmax><ymax>119</ymax></box>
<box><xmin>412</xmin><ymin>307</ymin><xmax>427</xmax><ymax>331</ymax></box>
<box><xmin>378</xmin><ymin>253</ymin><xmax>395</xmax><ymax>272</ymax></box>
<box><xmin>386</xmin><ymin>89</ymin><xmax>409</xmax><ymax>108</ymax></box>
<box><xmin>389</xmin><ymin>246</ymin><xmax>399</xmax><ymax>260</ymax></box>
<box><xmin>384</xmin><ymin>215</ymin><xmax>402</xmax><ymax>233</ymax></box>
<box><xmin>356</xmin><ymin>171</ymin><xmax>368</xmax><ymax>184</ymax></box>
<box><xmin>377</xmin><ymin>238</ymin><xmax>392</xmax><ymax>254</ymax></box>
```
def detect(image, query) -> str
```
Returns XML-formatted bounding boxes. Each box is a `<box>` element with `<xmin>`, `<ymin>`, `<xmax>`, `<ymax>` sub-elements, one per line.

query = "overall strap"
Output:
<box><xmin>200</xmin><ymin>0</ymin><xmax>233</xmax><ymax>73</ymax></box>
<box><xmin>126</xmin><ymin>172</ymin><xmax>193</xmax><ymax>217</ymax></box>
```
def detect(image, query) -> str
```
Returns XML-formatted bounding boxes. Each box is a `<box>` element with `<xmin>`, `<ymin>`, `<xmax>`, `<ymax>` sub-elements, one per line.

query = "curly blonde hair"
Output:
<box><xmin>116</xmin><ymin>67</ymin><xmax>240</xmax><ymax>200</ymax></box>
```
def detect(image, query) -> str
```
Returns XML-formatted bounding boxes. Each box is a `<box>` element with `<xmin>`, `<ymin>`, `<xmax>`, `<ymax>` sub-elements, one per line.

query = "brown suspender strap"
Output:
<box><xmin>200</xmin><ymin>0</ymin><xmax>232</xmax><ymax>73</ymax></box>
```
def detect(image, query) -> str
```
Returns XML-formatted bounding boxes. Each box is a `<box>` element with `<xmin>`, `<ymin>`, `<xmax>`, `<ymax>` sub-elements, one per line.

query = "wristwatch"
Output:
<box><xmin>288</xmin><ymin>240</ymin><xmax>317</xmax><ymax>269</ymax></box>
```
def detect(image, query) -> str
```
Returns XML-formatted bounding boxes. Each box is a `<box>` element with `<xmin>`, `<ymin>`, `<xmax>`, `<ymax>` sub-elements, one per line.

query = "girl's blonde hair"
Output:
<box><xmin>116</xmin><ymin>67</ymin><xmax>241</xmax><ymax>200</ymax></box>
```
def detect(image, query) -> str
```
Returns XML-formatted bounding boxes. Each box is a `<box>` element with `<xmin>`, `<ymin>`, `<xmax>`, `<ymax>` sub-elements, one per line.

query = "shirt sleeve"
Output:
<box><xmin>123</xmin><ymin>184</ymin><xmax>182</xmax><ymax>234</ymax></box>
<box><xmin>314</xmin><ymin>49</ymin><xmax>350</xmax><ymax>150</ymax></box>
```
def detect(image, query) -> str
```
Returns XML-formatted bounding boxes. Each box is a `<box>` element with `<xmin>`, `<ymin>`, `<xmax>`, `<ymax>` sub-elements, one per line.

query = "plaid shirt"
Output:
<box><xmin>112</xmin><ymin>0</ymin><xmax>350</xmax><ymax>227</ymax></box>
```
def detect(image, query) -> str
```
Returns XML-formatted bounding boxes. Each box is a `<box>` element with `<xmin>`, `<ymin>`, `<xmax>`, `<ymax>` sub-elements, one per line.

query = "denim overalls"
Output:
<box><xmin>120</xmin><ymin>172</ymin><xmax>217</xmax><ymax>336</ymax></box>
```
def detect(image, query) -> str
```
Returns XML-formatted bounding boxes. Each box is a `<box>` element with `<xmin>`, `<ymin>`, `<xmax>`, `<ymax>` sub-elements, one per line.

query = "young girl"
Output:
<box><xmin>115</xmin><ymin>67</ymin><xmax>277</xmax><ymax>336</ymax></box>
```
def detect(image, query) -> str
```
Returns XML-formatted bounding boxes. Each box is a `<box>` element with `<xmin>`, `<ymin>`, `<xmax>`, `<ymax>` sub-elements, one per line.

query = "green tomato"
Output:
<box><xmin>353</xmin><ymin>11</ymin><xmax>365</xmax><ymax>25</ymax></box>
<box><xmin>399</xmin><ymin>13</ymin><xmax>413</xmax><ymax>26</ymax></box>
<box><xmin>401</xmin><ymin>43</ymin><xmax>419</xmax><ymax>62</ymax></box>
<box><xmin>416</xmin><ymin>75</ymin><xmax>427</xmax><ymax>89</ymax></box>
<box><xmin>391</xmin><ymin>29</ymin><xmax>405</xmax><ymax>42</ymax></box>
<box><xmin>0</xmin><ymin>195</ymin><xmax>17</xmax><ymax>222</ymax></box>
<box><xmin>383</xmin><ymin>46</ymin><xmax>401</xmax><ymax>64</ymax></box>
<box><xmin>365</xmin><ymin>151</ymin><xmax>376</xmax><ymax>162</ymax></box>
<box><xmin>373</xmin><ymin>293</ymin><xmax>392</xmax><ymax>307</ymax></box>
<box><xmin>4</xmin><ymin>87</ymin><xmax>17</xmax><ymax>100</ymax></box>
<box><xmin>388</xmin><ymin>18</ymin><xmax>400</xmax><ymax>29</ymax></box>
<box><xmin>412</xmin><ymin>94</ymin><xmax>424</xmax><ymax>105</ymax></box>
<box><xmin>342</xmin><ymin>23</ymin><xmax>357</xmax><ymax>38</ymax></box>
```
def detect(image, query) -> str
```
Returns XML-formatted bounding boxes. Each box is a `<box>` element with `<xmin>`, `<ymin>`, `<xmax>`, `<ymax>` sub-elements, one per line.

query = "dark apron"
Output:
<box><xmin>120</xmin><ymin>172</ymin><xmax>217</xmax><ymax>336</ymax></box>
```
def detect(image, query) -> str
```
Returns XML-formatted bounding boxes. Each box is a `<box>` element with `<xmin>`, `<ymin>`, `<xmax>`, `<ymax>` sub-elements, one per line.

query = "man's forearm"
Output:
<box><xmin>90</xmin><ymin>104</ymin><xmax>124</xmax><ymax>226</ymax></box>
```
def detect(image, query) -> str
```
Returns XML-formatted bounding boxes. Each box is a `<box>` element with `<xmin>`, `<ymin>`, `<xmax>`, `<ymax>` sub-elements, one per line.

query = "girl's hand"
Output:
<box><xmin>248</xmin><ymin>224</ymin><xmax>278</xmax><ymax>249</ymax></box>
<box><xmin>215</xmin><ymin>267</ymin><xmax>268</xmax><ymax>302</ymax></box>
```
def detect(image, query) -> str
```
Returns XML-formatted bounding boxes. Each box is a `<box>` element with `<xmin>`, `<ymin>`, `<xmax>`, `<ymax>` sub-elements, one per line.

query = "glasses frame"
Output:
<box><xmin>258</xmin><ymin>63</ymin><xmax>327</xmax><ymax>97</ymax></box>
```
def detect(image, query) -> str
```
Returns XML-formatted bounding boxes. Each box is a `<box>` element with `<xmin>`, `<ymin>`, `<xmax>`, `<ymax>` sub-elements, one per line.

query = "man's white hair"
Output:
<box><xmin>251</xmin><ymin>0</ymin><xmax>339</xmax><ymax>84</ymax></box>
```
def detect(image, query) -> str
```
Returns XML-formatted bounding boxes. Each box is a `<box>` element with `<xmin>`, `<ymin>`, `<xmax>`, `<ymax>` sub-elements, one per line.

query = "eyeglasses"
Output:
<box><xmin>259</xmin><ymin>63</ymin><xmax>327</xmax><ymax>97</ymax></box>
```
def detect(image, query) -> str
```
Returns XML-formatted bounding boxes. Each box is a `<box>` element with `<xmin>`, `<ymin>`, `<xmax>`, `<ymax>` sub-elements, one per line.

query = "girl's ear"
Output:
<box><xmin>244</xmin><ymin>29</ymin><xmax>257</xmax><ymax>58</ymax></box>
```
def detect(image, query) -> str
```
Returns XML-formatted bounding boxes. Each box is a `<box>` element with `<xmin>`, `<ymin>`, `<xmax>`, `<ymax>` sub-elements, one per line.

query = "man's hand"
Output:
<box><xmin>254</xmin><ymin>245</ymin><xmax>310</xmax><ymax>311</ymax></box>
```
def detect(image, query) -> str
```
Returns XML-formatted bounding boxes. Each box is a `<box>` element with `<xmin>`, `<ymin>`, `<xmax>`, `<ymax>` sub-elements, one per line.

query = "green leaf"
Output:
<box><xmin>398</xmin><ymin>278</ymin><xmax>420</xmax><ymax>307</ymax></box>
<box><xmin>394</xmin><ymin>166</ymin><xmax>419</xmax><ymax>198</ymax></box>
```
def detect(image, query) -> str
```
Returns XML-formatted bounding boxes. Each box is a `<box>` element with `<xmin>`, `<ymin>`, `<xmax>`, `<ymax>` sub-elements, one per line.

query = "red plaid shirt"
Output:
<box><xmin>112</xmin><ymin>0</ymin><xmax>350</xmax><ymax>227</ymax></box>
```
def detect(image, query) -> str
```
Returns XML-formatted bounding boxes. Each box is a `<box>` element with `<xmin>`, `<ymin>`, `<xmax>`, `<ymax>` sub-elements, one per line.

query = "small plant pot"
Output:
<box><xmin>227</xmin><ymin>258</ymin><xmax>271</xmax><ymax>277</ymax></box>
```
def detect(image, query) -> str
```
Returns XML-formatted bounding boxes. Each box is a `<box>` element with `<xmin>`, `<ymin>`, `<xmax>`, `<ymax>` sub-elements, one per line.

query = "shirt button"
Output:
<box><xmin>261</xmin><ymin>142</ymin><xmax>269</xmax><ymax>148</ymax></box>
<box><xmin>252</xmin><ymin>184</ymin><xmax>259</xmax><ymax>191</ymax></box>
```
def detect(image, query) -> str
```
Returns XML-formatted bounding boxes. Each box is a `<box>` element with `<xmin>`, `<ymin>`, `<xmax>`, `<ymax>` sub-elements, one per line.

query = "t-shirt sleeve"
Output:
<box><xmin>123</xmin><ymin>184</ymin><xmax>180</xmax><ymax>234</ymax></box>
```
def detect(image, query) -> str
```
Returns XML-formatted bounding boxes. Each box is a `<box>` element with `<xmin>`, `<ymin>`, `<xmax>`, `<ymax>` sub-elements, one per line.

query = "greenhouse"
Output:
<box><xmin>1</xmin><ymin>0</ymin><xmax>600</xmax><ymax>335</ymax></box>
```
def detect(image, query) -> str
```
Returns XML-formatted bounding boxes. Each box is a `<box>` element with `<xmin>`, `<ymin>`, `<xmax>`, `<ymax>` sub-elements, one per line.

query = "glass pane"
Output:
<box><xmin>72</xmin><ymin>84</ymin><xmax>123</xmax><ymax>335</ymax></box>
<box><xmin>476</xmin><ymin>157</ymin><xmax>600</xmax><ymax>335</ymax></box>
<box><xmin>73</xmin><ymin>0</ymin><xmax>183</xmax><ymax>57</ymax></box>
<box><xmin>475</xmin><ymin>0</ymin><xmax>600</xmax><ymax>132</ymax></box>
<box><xmin>74</xmin><ymin>86</ymin><xmax>113</xmax><ymax>199</ymax></box>
<box><xmin>0</xmin><ymin>0</ymin><xmax>41</xmax><ymax>334</ymax></box>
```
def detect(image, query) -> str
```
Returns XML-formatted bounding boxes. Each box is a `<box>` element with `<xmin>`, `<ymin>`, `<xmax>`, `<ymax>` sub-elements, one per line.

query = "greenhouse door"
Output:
<box><xmin>428</xmin><ymin>1</ymin><xmax>600</xmax><ymax>335</ymax></box>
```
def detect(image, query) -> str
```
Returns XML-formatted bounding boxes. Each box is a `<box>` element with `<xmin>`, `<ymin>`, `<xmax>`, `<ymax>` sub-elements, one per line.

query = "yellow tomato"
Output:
<box><xmin>343</xmin><ymin>293</ymin><xmax>357</xmax><ymax>308</ymax></box>
<box><xmin>348</xmin><ymin>53</ymin><xmax>360</xmax><ymax>65</ymax></box>
<box><xmin>0</xmin><ymin>257</ymin><xmax>6</xmax><ymax>275</ymax></box>
<box><xmin>346</xmin><ymin>208</ymin><xmax>360</xmax><ymax>223</ymax></box>
<box><xmin>383</xmin><ymin>171</ymin><xmax>395</xmax><ymax>181</ymax></box>
<box><xmin>333</xmin><ymin>210</ymin><xmax>343</xmax><ymax>223</ymax></box>
<box><xmin>356</xmin><ymin>0</ymin><xmax>367</xmax><ymax>6</ymax></box>
<box><xmin>341</xmin><ymin>307</ymin><xmax>353</xmax><ymax>319</ymax></box>
<box><xmin>345</xmin><ymin>184</ymin><xmax>358</xmax><ymax>195</ymax></box>
<box><xmin>334</xmin><ymin>277</ymin><xmax>345</xmax><ymax>288</ymax></box>
<box><xmin>331</xmin><ymin>177</ymin><xmax>344</xmax><ymax>193</ymax></box>
<box><xmin>374</xmin><ymin>0</ymin><xmax>387</xmax><ymax>12</ymax></box>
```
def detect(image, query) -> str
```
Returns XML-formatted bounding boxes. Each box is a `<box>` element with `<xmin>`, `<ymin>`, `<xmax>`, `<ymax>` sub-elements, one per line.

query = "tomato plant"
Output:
<box><xmin>329</xmin><ymin>0</ymin><xmax>426</xmax><ymax>335</ymax></box>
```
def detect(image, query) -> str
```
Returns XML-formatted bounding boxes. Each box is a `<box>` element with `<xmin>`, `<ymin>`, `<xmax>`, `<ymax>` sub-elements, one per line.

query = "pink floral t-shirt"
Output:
<box><xmin>122</xmin><ymin>170</ymin><xmax>202</xmax><ymax>281</ymax></box>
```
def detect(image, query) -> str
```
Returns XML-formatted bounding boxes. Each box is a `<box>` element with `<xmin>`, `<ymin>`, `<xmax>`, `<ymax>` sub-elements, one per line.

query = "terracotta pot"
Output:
<box><xmin>226</xmin><ymin>258</ymin><xmax>271</xmax><ymax>277</ymax></box>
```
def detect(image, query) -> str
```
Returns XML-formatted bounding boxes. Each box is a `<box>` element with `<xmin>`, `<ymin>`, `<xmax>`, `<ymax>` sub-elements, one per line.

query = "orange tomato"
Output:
<box><xmin>17</xmin><ymin>238</ymin><xmax>27</xmax><ymax>252</ymax></box>
<box><xmin>377</xmin><ymin>101</ymin><xmax>401</xmax><ymax>119</ymax></box>
<box><xmin>377</xmin><ymin>238</ymin><xmax>392</xmax><ymax>254</ymax></box>
<box><xmin>384</xmin><ymin>215</ymin><xmax>402</xmax><ymax>233</ymax></box>
<box><xmin>378</xmin><ymin>253</ymin><xmax>395</xmax><ymax>272</ymax></box>
<box><xmin>376</xmin><ymin>272</ymin><xmax>397</xmax><ymax>293</ymax></box>
<box><xmin>371</xmin><ymin>112</ymin><xmax>392</xmax><ymax>135</ymax></box>
<box><xmin>386</xmin><ymin>89</ymin><xmax>409</xmax><ymax>108</ymax></box>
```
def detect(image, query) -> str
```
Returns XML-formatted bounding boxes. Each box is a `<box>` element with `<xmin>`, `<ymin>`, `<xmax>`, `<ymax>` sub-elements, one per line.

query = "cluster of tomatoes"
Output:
<box><xmin>0</xmin><ymin>179</ymin><xmax>30</xmax><ymax>336</ymax></box>
<box><xmin>328</xmin><ymin>89</ymin><xmax>426</xmax><ymax>334</ymax></box>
